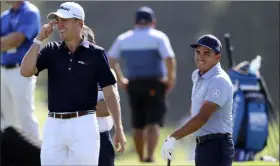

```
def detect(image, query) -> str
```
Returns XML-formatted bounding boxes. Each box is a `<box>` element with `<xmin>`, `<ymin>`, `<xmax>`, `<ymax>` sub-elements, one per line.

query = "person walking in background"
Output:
<box><xmin>161</xmin><ymin>34</ymin><xmax>234</xmax><ymax>166</ymax></box>
<box><xmin>1</xmin><ymin>1</ymin><xmax>41</xmax><ymax>138</ymax></box>
<box><xmin>20</xmin><ymin>2</ymin><xmax>126</xmax><ymax>165</ymax></box>
<box><xmin>82</xmin><ymin>25</ymin><xmax>118</xmax><ymax>166</ymax></box>
<box><xmin>108</xmin><ymin>6</ymin><xmax>176</xmax><ymax>162</ymax></box>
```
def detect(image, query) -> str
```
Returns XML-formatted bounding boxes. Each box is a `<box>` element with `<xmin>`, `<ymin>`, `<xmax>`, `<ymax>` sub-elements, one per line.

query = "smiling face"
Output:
<box><xmin>56</xmin><ymin>17</ymin><xmax>83</xmax><ymax>41</ymax></box>
<box><xmin>194</xmin><ymin>45</ymin><xmax>220</xmax><ymax>74</ymax></box>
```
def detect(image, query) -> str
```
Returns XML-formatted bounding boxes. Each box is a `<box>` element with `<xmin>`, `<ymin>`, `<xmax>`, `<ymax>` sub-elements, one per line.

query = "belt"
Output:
<box><xmin>1</xmin><ymin>64</ymin><xmax>20</xmax><ymax>69</ymax></box>
<box><xmin>196</xmin><ymin>133</ymin><xmax>232</xmax><ymax>144</ymax></box>
<box><xmin>48</xmin><ymin>110</ymin><xmax>95</xmax><ymax>119</ymax></box>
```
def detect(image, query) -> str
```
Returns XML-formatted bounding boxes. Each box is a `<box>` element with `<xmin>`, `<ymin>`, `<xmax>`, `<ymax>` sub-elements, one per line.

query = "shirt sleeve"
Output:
<box><xmin>35</xmin><ymin>42</ymin><xmax>51</xmax><ymax>76</ymax></box>
<box><xmin>107</xmin><ymin>37</ymin><xmax>121</xmax><ymax>59</ymax></box>
<box><xmin>0</xmin><ymin>16</ymin><xmax>3</xmax><ymax>37</ymax></box>
<box><xmin>1</xmin><ymin>11</ymin><xmax>9</xmax><ymax>37</ymax></box>
<box><xmin>16</xmin><ymin>11</ymin><xmax>41</xmax><ymax>40</ymax></box>
<box><xmin>158</xmin><ymin>32</ymin><xmax>175</xmax><ymax>59</ymax></box>
<box><xmin>96</xmin><ymin>50</ymin><xmax>117</xmax><ymax>88</ymax></box>
<box><xmin>205</xmin><ymin>77</ymin><xmax>230</xmax><ymax>107</ymax></box>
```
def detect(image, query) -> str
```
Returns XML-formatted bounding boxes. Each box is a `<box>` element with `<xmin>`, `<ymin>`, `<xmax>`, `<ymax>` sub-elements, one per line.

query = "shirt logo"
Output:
<box><xmin>212</xmin><ymin>89</ymin><xmax>220</xmax><ymax>97</ymax></box>
<box><xmin>78</xmin><ymin>61</ymin><xmax>88</xmax><ymax>65</ymax></box>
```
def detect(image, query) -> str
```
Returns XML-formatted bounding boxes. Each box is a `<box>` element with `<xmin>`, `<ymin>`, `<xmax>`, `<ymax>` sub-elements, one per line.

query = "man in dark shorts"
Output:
<box><xmin>108</xmin><ymin>6</ymin><xmax>176</xmax><ymax>162</ymax></box>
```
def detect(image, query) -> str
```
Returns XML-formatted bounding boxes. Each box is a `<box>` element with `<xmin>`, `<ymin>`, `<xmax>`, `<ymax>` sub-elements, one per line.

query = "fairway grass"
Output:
<box><xmin>33</xmin><ymin>88</ymin><xmax>279</xmax><ymax>166</ymax></box>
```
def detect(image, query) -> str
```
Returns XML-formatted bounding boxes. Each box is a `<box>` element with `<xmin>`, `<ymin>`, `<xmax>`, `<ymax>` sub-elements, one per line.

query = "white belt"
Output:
<box><xmin>97</xmin><ymin>116</ymin><xmax>113</xmax><ymax>132</ymax></box>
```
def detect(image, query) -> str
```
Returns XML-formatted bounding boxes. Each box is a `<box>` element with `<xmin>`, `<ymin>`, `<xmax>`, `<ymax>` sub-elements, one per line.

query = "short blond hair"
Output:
<box><xmin>81</xmin><ymin>25</ymin><xmax>95</xmax><ymax>43</ymax></box>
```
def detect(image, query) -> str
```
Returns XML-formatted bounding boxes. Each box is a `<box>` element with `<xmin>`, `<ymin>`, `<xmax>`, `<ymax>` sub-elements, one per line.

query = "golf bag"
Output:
<box><xmin>224</xmin><ymin>33</ymin><xmax>279</xmax><ymax>161</ymax></box>
<box><xmin>229</xmin><ymin>67</ymin><xmax>269</xmax><ymax>161</ymax></box>
<box><xmin>1</xmin><ymin>126</ymin><xmax>42</xmax><ymax>166</ymax></box>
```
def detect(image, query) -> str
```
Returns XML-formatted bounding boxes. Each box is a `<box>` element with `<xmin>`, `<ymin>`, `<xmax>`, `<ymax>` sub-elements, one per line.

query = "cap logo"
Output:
<box><xmin>73</xmin><ymin>13</ymin><xmax>81</xmax><ymax>19</ymax></box>
<box><xmin>60</xmin><ymin>6</ymin><xmax>70</xmax><ymax>11</ymax></box>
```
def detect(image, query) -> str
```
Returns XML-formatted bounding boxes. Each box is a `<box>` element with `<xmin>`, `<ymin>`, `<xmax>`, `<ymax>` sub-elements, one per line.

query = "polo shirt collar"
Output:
<box><xmin>61</xmin><ymin>37</ymin><xmax>90</xmax><ymax>49</ymax></box>
<box><xmin>200</xmin><ymin>62</ymin><xmax>222</xmax><ymax>79</ymax></box>
<box><xmin>134</xmin><ymin>26</ymin><xmax>152</xmax><ymax>31</ymax></box>
<box><xmin>80</xmin><ymin>38</ymin><xmax>90</xmax><ymax>48</ymax></box>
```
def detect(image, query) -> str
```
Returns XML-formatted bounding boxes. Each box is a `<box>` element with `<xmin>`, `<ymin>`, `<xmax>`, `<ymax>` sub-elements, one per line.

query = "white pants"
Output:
<box><xmin>1</xmin><ymin>67</ymin><xmax>39</xmax><ymax>138</ymax></box>
<box><xmin>97</xmin><ymin>116</ymin><xmax>113</xmax><ymax>133</ymax></box>
<box><xmin>41</xmin><ymin>113</ymin><xmax>100</xmax><ymax>165</ymax></box>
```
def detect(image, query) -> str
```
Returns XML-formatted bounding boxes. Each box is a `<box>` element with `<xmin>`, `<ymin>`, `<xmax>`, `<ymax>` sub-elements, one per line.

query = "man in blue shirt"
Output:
<box><xmin>108</xmin><ymin>6</ymin><xmax>176</xmax><ymax>162</ymax></box>
<box><xmin>161</xmin><ymin>35</ymin><xmax>234</xmax><ymax>166</ymax></box>
<box><xmin>1</xmin><ymin>1</ymin><xmax>41</xmax><ymax>138</ymax></box>
<box><xmin>20</xmin><ymin>2</ymin><xmax>126</xmax><ymax>165</ymax></box>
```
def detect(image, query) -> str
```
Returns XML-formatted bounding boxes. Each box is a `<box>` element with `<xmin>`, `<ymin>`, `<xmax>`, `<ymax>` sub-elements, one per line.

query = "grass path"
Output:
<box><xmin>33</xmin><ymin>88</ymin><xmax>279</xmax><ymax>166</ymax></box>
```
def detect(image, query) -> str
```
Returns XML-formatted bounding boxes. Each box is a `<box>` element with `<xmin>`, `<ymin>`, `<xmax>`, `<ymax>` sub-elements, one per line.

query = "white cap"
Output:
<box><xmin>47</xmin><ymin>2</ymin><xmax>85</xmax><ymax>21</ymax></box>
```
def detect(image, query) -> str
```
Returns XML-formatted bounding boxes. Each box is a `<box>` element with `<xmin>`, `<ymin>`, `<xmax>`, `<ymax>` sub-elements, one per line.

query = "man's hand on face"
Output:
<box><xmin>36</xmin><ymin>21</ymin><xmax>57</xmax><ymax>41</ymax></box>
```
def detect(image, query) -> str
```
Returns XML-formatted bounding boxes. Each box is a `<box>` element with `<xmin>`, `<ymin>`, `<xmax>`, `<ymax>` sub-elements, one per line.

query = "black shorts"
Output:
<box><xmin>127</xmin><ymin>78</ymin><xmax>167</xmax><ymax>129</ymax></box>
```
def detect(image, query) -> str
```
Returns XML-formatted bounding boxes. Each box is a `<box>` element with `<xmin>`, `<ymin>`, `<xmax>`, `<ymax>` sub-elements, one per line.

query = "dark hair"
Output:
<box><xmin>81</xmin><ymin>25</ymin><xmax>95</xmax><ymax>44</ymax></box>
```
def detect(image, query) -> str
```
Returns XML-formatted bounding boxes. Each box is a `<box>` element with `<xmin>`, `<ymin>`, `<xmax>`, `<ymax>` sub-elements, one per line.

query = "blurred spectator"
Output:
<box><xmin>1</xmin><ymin>1</ymin><xmax>41</xmax><ymax>138</ymax></box>
<box><xmin>108</xmin><ymin>6</ymin><xmax>176</xmax><ymax>162</ymax></box>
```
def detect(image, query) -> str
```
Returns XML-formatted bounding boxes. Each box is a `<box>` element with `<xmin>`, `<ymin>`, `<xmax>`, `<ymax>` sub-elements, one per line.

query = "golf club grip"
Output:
<box><xmin>167</xmin><ymin>159</ymin><xmax>171</xmax><ymax>166</ymax></box>
<box><xmin>224</xmin><ymin>33</ymin><xmax>235</xmax><ymax>68</ymax></box>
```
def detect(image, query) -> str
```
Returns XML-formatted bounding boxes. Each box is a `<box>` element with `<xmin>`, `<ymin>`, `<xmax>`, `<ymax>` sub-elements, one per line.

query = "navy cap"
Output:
<box><xmin>190</xmin><ymin>34</ymin><xmax>222</xmax><ymax>54</ymax></box>
<box><xmin>135</xmin><ymin>6</ymin><xmax>156</xmax><ymax>24</ymax></box>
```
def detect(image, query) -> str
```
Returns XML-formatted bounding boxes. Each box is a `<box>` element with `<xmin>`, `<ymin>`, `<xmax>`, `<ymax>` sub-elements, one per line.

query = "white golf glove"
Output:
<box><xmin>161</xmin><ymin>136</ymin><xmax>176</xmax><ymax>161</ymax></box>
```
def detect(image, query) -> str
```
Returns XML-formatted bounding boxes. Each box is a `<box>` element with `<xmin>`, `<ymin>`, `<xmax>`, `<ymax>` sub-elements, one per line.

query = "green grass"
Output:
<box><xmin>33</xmin><ymin>87</ymin><xmax>279</xmax><ymax>166</ymax></box>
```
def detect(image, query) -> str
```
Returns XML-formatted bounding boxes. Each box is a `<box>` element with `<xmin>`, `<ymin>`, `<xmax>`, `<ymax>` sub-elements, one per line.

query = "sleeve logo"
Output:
<box><xmin>212</xmin><ymin>89</ymin><xmax>220</xmax><ymax>97</ymax></box>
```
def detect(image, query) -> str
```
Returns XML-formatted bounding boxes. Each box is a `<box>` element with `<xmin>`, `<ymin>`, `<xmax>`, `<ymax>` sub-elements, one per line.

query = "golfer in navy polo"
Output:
<box><xmin>161</xmin><ymin>34</ymin><xmax>234</xmax><ymax>166</ymax></box>
<box><xmin>20</xmin><ymin>2</ymin><xmax>126</xmax><ymax>165</ymax></box>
